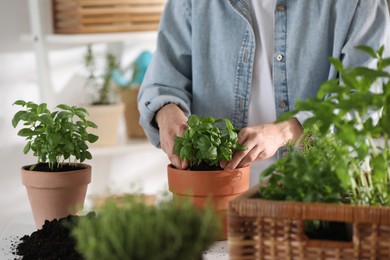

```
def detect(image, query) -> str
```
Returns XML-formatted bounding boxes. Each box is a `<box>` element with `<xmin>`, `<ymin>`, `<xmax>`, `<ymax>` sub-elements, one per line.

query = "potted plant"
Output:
<box><xmin>168</xmin><ymin>114</ymin><xmax>251</xmax><ymax>239</ymax></box>
<box><xmin>12</xmin><ymin>100</ymin><xmax>99</xmax><ymax>229</ymax></box>
<box><xmin>83</xmin><ymin>44</ymin><xmax>124</xmax><ymax>146</ymax></box>
<box><xmin>71</xmin><ymin>193</ymin><xmax>221</xmax><ymax>259</ymax></box>
<box><xmin>228</xmin><ymin>45</ymin><xmax>390</xmax><ymax>259</ymax></box>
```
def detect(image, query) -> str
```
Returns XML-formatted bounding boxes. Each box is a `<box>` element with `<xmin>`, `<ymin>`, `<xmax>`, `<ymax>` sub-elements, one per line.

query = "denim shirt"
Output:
<box><xmin>138</xmin><ymin>0</ymin><xmax>390</xmax><ymax>148</ymax></box>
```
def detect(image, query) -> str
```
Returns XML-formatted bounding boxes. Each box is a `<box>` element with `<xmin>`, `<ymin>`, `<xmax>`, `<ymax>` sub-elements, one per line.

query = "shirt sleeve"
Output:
<box><xmin>341</xmin><ymin>0</ymin><xmax>390</xmax><ymax>69</ymax></box>
<box><xmin>137</xmin><ymin>0</ymin><xmax>193</xmax><ymax>147</ymax></box>
<box><xmin>298</xmin><ymin>0</ymin><xmax>390</xmax><ymax>127</ymax></box>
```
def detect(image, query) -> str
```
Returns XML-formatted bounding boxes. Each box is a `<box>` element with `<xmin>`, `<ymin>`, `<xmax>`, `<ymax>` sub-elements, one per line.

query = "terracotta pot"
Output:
<box><xmin>83</xmin><ymin>103</ymin><xmax>124</xmax><ymax>146</ymax></box>
<box><xmin>167</xmin><ymin>164</ymin><xmax>250</xmax><ymax>240</ymax></box>
<box><xmin>21</xmin><ymin>164</ymin><xmax>92</xmax><ymax>229</ymax></box>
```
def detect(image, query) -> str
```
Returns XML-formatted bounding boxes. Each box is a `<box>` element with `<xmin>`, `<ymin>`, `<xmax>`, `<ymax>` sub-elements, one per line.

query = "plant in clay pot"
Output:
<box><xmin>167</xmin><ymin>114</ymin><xmax>250</xmax><ymax>239</ymax></box>
<box><xmin>82</xmin><ymin>44</ymin><xmax>124</xmax><ymax>146</ymax></box>
<box><xmin>71</xmin><ymin>193</ymin><xmax>221</xmax><ymax>260</ymax></box>
<box><xmin>12</xmin><ymin>100</ymin><xmax>99</xmax><ymax>229</ymax></box>
<box><xmin>228</xmin><ymin>46</ymin><xmax>390</xmax><ymax>259</ymax></box>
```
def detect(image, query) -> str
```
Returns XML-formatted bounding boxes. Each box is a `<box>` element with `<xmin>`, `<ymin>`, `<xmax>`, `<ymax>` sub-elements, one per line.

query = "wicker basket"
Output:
<box><xmin>228</xmin><ymin>185</ymin><xmax>390</xmax><ymax>260</ymax></box>
<box><xmin>52</xmin><ymin>0</ymin><xmax>166</xmax><ymax>34</ymax></box>
<box><xmin>119</xmin><ymin>87</ymin><xmax>146</xmax><ymax>138</ymax></box>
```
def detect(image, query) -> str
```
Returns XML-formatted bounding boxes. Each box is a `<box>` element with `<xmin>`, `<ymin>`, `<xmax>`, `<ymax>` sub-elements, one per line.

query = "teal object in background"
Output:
<box><xmin>112</xmin><ymin>51</ymin><xmax>153</xmax><ymax>89</ymax></box>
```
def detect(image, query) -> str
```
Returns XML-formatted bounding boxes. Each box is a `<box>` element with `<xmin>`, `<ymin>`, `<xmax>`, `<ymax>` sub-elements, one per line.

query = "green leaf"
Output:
<box><xmin>87</xmin><ymin>134</ymin><xmax>99</xmax><ymax>143</ymax></box>
<box><xmin>198</xmin><ymin>136</ymin><xmax>212</xmax><ymax>151</ymax></box>
<box><xmin>328</xmin><ymin>57</ymin><xmax>344</xmax><ymax>73</ymax></box>
<box><xmin>187</xmin><ymin>115</ymin><xmax>200</xmax><ymax>128</ymax></box>
<box><xmin>13</xmin><ymin>100</ymin><xmax>26</xmax><ymax>106</ymax></box>
<box><xmin>37</xmin><ymin>103</ymin><xmax>47</xmax><ymax>114</ymax></box>
<box><xmin>39</xmin><ymin>114</ymin><xmax>53</xmax><ymax>125</ymax></box>
<box><xmin>17</xmin><ymin>128</ymin><xmax>34</xmax><ymax>137</ymax></box>
<box><xmin>84</xmin><ymin>151</ymin><xmax>92</xmax><ymax>160</ymax></box>
<box><xmin>57</xmin><ymin>104</ymin><xmax>71</xmax><ymax>110</ymax></box>
<box><xmin>355</xmin><ymin>45</ymin><xmax>377</xmax><ymax>58</ymax></box>
<box><xmin>75</xmin><ymin>110</ymin><xmax>87</xmax><ymax>119</ymax></box>
<box><xmin>12</xmin><ymin>111</ymin><xmax>26</xmax><ymax>128</ymax></box>
<box><xmin>57</xmin><ymin>111</ymin><xmax>70</xmax><ymax>120</ymax></box>
<box><xmin>381</xmin><ymin>57</ymin><xmax>390</xmax><ymax>68</ymax></box>
<box><xmin>23</xmin><ymin>142</ymin><xmax>31</xmax><ymax>154</ymax></box>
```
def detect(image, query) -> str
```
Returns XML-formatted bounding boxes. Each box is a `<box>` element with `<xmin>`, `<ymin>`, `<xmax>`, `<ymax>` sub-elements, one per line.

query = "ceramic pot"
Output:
<box><xmin>167</xmin><ymin>164</ymin><xmax>250</xmax><ymax>239</ymax></box>
<box><xmin>84</xmin><ymin>103</ymin><xmax>124</xmax><ymax>146</ymax></box>
<box><xmin>21</xmin><ymin>164</ymin><xmax>92</xmax><ymax>229</ymax></box>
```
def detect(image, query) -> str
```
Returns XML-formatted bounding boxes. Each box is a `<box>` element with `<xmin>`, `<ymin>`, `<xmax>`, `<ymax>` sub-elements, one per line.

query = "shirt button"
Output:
<box><xmin>277</xmin><ymin>4</ymin><xmax>286</xmax><ymax>12</ymax></box>
<box><xmin>276</xmin><ymin>54</ymin><xmax>284</xmax><ymax>61</ymax></box>
<box><xmin>279</xmin><ymin>100</ymin><xmax>287</xmax><ymax>108</ymax></box>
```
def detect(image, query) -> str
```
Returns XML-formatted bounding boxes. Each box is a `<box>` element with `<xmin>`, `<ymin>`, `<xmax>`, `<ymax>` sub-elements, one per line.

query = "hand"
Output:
<box><xmin>155</xmin><ymin>104</ymin><xmax>189</xmax><ymax>169</ymax></box>
<box><xmin>221</xmin><ymin>118</ymin><xmax>303</xmax><ymax>169</ymax></box>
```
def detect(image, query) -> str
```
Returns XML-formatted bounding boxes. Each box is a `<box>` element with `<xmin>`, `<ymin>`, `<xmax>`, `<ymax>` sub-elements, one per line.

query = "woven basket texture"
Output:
<box><xmin>228</xmin><ymin>185</ymin><xmax>390</xmax><ymax>260</ymax></box>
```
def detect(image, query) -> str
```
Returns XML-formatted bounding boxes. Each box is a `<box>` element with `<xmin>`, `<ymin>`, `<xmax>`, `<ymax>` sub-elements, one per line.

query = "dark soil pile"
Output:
<box><xmin>13</xmin><ymin>213</ymin><xmax>94</xmax><ymax>260</ymax></box>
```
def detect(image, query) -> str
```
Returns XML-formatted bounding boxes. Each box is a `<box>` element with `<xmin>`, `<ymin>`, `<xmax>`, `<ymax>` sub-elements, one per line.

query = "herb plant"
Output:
<box><xmin>260</xmin><ymin>129</ymin><xmax>350</xmax><ymax>204</ymax></box>
<box><xmin>12</xmin><ymin>100</ymin><xmax>99</xmax><ymax>171</ymax></box>
<box><xmin>84</xmin><ymin>44</ymin><xmax>118</xmax><ymax>105</ymax></box>
<box><xmin>71</xmin><ymin>194</ymin><xmax>220</xmax><ymax>260</ymax></box>
<box><xmin>173</xmin><ymin>114</ymin><xmax>247</xmax><ymax>170</ymax></box>
<box><xmin>260</xmin><ymin>45</ymin><xmax>390</xmax><ymax>206</ymax></box>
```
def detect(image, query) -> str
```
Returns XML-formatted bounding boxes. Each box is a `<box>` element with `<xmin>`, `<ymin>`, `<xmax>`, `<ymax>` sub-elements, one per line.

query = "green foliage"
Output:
<box><xmin>262</xmin><ymin>45</ymin><xmax>390</xmax><ymax>206</ymax></box>
<box><xmin>71</xmin><ymin>194</ymin><xmax>221</xmax><ymax>260</ymax></box>
<box><xmin>260</xmin><ymin>129</ymin><xmax>350</xmax><ymax>204</ymax></box>
<box><xmin>12</xmin><ymin>100</ymin><xmax>98</xmax><ymax>170</ymax></box>
<box><xmin>84</xmin><ymin>45</ymin><xmax>118</xmax><ymax>105</ymax></box>
<box><xmin>173</xmin><ymin>114</ymin><xmax>247</xmax><ymax>169</ymax></box>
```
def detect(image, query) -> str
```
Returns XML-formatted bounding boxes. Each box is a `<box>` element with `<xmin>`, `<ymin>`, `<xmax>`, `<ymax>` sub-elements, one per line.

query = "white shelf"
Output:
<box><xmin>21</xmin><ymin>31</ymin><xmax>158</xmax><ymax>45</ymax></box>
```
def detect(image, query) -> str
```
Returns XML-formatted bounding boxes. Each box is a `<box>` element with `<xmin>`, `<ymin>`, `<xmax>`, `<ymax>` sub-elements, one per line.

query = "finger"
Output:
<box><xmin>170</xmin><ymin>154</ymin><xmax>183</xmax><ymax>169</ymax></box>
<box><xmin>181</xmin><ymin>159</ymin><xmax>189</xmax><ymax>170</ymax></box>
<box><xmin>220</xmin><ymin>160</ymin><xmax>228</xmax><ymax>169</ymax></box>
<box><xmin>226</xmin><ymin>145</ymin><xmax>262</xmax><ymax>169</ymax></box>
<box><xmin>224</xmin><ymin>148</ymin><xmax>251</xmax><ymax>170</ymax></box>
<box><xmin>237</xmin><ymin>146</ymin><xmax>263</xmax><ymax>168</ymax></box>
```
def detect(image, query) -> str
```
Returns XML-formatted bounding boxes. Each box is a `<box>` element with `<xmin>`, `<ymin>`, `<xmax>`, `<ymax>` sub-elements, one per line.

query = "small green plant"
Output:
<box><xmin>260</xmin><ymin>128</ymin><xmax>350</xmax><ymax>204</ymax></box>
<box><xmin>173</xmin><ymin>114</ymin><xmax>247</xmax><ymax>170</ymax></box>
<box><xmin>12</xmin><ymin>100</ymin><xmax>99</xmax><ymax>171</ymax></box>
<box><xmin>84</xmin><ymin>44</ymin><xmax>118</xmax><ymax>105</ymax></box>
<box><xmin>261</xmin><ymin>45</ymin><xmax>390</xmax><ymax>207</ymax></box>
<box><xmin>71</xmin><ymin>194</ymin><xmax>221</xmax><ymax>260</ymax></box>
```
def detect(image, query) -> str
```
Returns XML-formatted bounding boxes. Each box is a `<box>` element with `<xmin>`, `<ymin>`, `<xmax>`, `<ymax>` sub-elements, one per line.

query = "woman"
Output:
<box><xmin>138</xmin><ymin>0</ymin><xmax>390</xmax><ymax>185</ymax></box>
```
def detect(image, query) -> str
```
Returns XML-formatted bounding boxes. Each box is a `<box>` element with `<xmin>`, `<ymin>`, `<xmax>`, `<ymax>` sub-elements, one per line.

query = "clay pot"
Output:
<box><xmin>83</xmin><ymin>103</ymin><xmax>124</xmax><ymax>146</ymax></box>
<box><xmin>167</xmin><ymin>164</ymin><xmax>250</xmax><ymax>240</ymax></box>
<box><xmin>21</xmin><ymin>164</ymin><xmax>92</xmax><ymax>229</ymax></box>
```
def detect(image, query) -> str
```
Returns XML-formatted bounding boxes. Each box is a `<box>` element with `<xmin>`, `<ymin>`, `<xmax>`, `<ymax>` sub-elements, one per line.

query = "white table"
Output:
<box><xmin>0</xmin><ymin>214</ymin><xmax>228</xmax><ymax>260</ymax></box>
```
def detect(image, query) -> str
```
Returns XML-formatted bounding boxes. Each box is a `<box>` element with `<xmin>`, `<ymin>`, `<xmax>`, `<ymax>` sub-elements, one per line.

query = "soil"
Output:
<box><xmin>12</xmin><ymin>213</ymin><xmax>94</xmax><ymax>260</ymax></box>
<box><xmin>24</xmin><ymin>163</ymin><xmax>86</xmax><ymax>172</ymax></box>
<box><xmin>189</xmin><ymin>163</ymin><xmax>223</xmax><ymax>171</ymax></box>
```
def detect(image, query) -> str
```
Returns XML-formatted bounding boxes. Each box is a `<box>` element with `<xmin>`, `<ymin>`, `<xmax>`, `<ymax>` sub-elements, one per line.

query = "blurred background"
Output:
<box><xmin>0</xmin><ymin>0</ymin><xmax>170</xmax><ymax>232</ymax></box>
